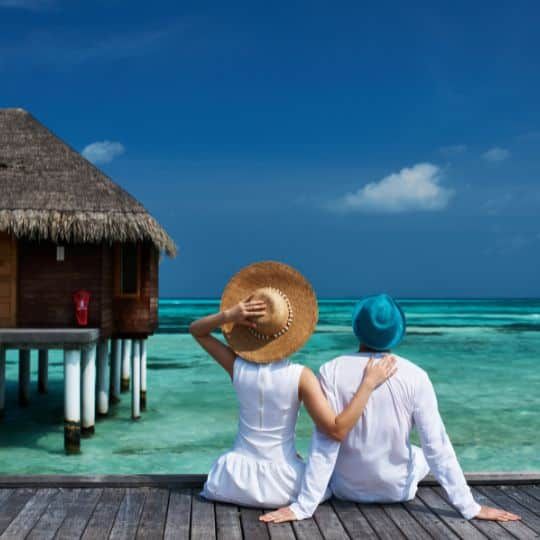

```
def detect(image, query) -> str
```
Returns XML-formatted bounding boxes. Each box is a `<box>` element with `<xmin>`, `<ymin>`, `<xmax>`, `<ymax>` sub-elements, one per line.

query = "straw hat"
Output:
<box><xmin>220</xmin><ymin>261</ymin><xmax>318</xmax><ymax>363</ymax></box>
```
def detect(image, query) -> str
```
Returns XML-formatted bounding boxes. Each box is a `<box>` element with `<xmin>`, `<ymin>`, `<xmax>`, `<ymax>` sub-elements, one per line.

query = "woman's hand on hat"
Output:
<box><xmin>225</xmin><ymin>298</ymin><xmax>267</xmax><ymax>328</ymax></box>
<box><xmin>362</xmin><ymin>355</ymin><xmax>397</xmax><ymax>391</ymax></box>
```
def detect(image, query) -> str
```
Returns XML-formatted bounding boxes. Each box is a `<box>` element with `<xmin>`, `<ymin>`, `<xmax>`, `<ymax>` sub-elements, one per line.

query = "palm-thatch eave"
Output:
<box><xmin>0</xmin><ymin>209</ymin><xmax>177</xmax><ymax>258</ymax></box>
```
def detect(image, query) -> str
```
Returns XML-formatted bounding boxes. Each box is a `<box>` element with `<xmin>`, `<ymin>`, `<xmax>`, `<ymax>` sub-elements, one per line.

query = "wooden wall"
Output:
<box><xmin>17</xmin><ymin>240</ymin><xmax>113</xmax><ymax>335</ymax></box>
<box><xmin>16</xmin><ymin>239</ymin><xmax>158</xmax><ymax>337</ymax></box>
<box><xmin>112</xmin><ymin>242</ymin><xmax>159</xmax><ymax>337</ymax></box>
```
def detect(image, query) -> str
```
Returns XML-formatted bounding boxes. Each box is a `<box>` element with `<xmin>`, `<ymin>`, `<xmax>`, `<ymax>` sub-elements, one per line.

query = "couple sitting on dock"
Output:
<box><xmin>189</xmin><ymin>261</ymin><xmax>520</xmax><ymax>524</ymax></box>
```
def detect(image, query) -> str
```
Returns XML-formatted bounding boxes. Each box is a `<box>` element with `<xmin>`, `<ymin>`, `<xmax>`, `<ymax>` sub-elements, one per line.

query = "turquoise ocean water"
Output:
<box><xmin>0</xmin><ymin>298</ymin><xmax>539</xmax><ymax>474</ymax></box>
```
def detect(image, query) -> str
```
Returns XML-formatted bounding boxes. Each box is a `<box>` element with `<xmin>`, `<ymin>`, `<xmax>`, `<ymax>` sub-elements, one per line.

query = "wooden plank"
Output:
<box><xmin>312</xmin><ymin>501</ymin><xmax>350</xmax><ymax>539</ymax></box>
<box><xmin>267</xmin><ymin>521</ymin><xmax>296</xmax><ymax>540</ymax></box>
<box><xmin>164</xmin><ymin>488</ymin><xmax>191</xmax><ymax>540</ymax></box>
<box><xmin>215</xmin><ymin>503</ymin><xmax>242</xmax><ymax>540</ymax></box>
<box><xmin>499</xmin><ymin>485</ymin><xmax>540</xmax><ymax>516</ymax></box>
<box><xmin>0</xmin><ymin>490</ymin><xmax>12</xmax><ymax>506</ymax></box>
<box><xmin>191</xmin><ymin>492</ymin><xmax>216</xmax><ymax>540</ymax></box>
<box><xmin>240</xmin><ymin>508</ymin><xmax>269</xmax><ymax>540</ymax></box>
<box><xmin>292</xmin><ymin>516</ymin><xmax>324</xmax><ymax>540</ymax></box>
<box><xmin>402</xmin><ymin>497</ymin><xmax>460</xmax><ymax>539</ymax></box>
<box><xmin>0</xmin><ymin>474</ymin><xmax>207</xmax><ymax>488</ymax></box>
<box><xmin>135</xmin><ymin>487</ymin><xmax>169</xmax><ymax>539</ymax></box>
<box><xmin>521</xmin><ymin>485</ymin><xmax>540</xmax><ymax>503</ymax></box>
<box><xmin>358</xmin><ymin>504</ymin><xmax>406</xmax><ymax>540</ymax></box>
<box><xmin>382</xmin><ymin>503</ymin><xmax>432</xmax><ymax>539</ymax></box>
<box><xmin>109</xmin><ymin>488</ymin><xmax>146</xmax><ymax>540</ymax></box>
<box><xmin>420</xmin><ymin>473</ymin><xmax>540</xmax><ymax>486</ymax></box>
<box><xmin>81</xmin><ymin>488</ymin><xmax>125</xmax><ymax>540</ymax></box>
<box><xmin>54</xmin><ymin>488</ymin><xmax>102</xmax><ymax>540</ymax></box>
<box><xmin>27</xmin><ymin>488</ymin><xmax>81</xmax><ymax>540</ymax></box>
<box><xmin>416</xmin><ymin>487</ymin><xmax>486</xmax><ymax>539</ymax></box>
<box><xmin>331</xmin><ymin>498</ymin><xmax>377</xmax><ymax>539</ymax></box>
<box><xmin>476</xmin><ymin>486</ymin><xmax>540</xmax><ymax>534</ymax></box>
<box><xmin>433</xmin><ymin>487</ymin><xmax>511</xmax><ymax>540</ymax></box>
<box><xmin>0</xmin><ymin>488</ymin><xmax>57</xmax><ymax>539</ymax></box>
<box><xmin>470</xmin><ymin>487</ymin><xmax>537</xmax><ymax>540</ymax></box>
<box><xmin>0</xmin><ymin>473</ymin><xmax>538</xmax><ymax>489</ymax></box>
<box><xmin>0</xmin><ymin>488</ymin><xmax>35</xmax><ymax>535</ymax></box>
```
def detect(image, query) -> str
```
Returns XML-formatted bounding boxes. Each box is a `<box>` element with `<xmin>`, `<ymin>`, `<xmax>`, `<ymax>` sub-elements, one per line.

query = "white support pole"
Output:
<box><xmin>121</xmin><ymin>339</ymin><xmax>131</xmax><ymax>392</ymax></box>
<box><xmin>140</xmin><ymin>339</ymin><xmax>147</xmax><ymax>411</ymax></box>
<box><xmin>81</xmin><ymin>343</ymin><xmax>96</xmax><ymax>437</ymax></box>
<box><xmin>110</xmin><ymin>338</ymin><xmax>121</xmax><ymax>404</ymax></box>
<box><xmin>64</xmin><ymin>349</ymin><xmax>81</xmax><ymax>454</ymax></box>
<box><xmin>38</xmin><ymin>349</ymin><xmax>48</xmax><ymax>394</ymax></box>
<box><xmin>18</xmin><ymin>349</ymin><xmax>30</xmax><ymax>407</ymax></box>
<box><xmin>0</xmin><ymin>346</ymin><xmax>5</xmax><ymax>419</ymax></box>
<box><xmin>97</xmin><ymin>339</ymin><xmax>109</xmax><ymax>416</ymax></box>
<box><xmin>131</xmin><ymin>339</ymin><xmax>141</xmax><ymax>420</ymax></box>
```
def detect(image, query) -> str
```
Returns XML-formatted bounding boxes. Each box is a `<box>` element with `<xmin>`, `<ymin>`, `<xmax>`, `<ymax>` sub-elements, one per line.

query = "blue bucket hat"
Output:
<box><xmin>352</xmin><ymin>294</ymin><xmax>406</xmax><ymax>351</ymax></box>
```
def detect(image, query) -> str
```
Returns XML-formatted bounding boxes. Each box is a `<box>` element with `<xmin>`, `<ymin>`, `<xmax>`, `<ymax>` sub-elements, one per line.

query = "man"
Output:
<box><xmin>261</xmin><ymin>294</ymin><xmax>520</xmax><ymax>523</ymax></box>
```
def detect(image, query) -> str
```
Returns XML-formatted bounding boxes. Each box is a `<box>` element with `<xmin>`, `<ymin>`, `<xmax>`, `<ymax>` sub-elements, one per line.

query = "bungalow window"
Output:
<box><xmin>115</xmin><ymin>243</ymin><xmax>141</xmax><ymax>297</ymax></box>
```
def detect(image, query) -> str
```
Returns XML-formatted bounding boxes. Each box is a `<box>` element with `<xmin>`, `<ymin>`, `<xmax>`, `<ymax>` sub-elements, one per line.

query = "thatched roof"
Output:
<box><xmin>0</xmin><ymin>108</ymin><xmax>176</xmax><ymax>257</ymax></box>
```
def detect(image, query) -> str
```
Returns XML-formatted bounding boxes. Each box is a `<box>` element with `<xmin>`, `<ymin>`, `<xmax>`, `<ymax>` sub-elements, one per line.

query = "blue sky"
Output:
<box><xmin>1</xmin><ymin>1</ymin><xmax>539</xmax><ymax>297</ymax></box>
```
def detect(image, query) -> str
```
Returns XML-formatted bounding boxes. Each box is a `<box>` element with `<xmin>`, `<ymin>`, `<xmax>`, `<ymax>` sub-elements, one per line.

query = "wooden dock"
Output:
<box><xmin>0</xmin><ymin>474</ymin><xmax>539</xmax><ymax>539</ymax></box>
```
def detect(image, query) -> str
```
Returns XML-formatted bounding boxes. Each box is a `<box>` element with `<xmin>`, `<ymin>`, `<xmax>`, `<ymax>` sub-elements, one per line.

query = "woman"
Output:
<box><xmin>190</xmin><ymin>261</ymin><xmax>397</xmax><ymax>508</ymax></box>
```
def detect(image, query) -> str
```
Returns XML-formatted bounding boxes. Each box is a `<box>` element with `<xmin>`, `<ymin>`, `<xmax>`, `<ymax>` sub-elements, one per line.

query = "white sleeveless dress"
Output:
<box><xmin>201</xmin><ymin>357</ymin><xmax>311</xmax><ymax>508</ymax></box>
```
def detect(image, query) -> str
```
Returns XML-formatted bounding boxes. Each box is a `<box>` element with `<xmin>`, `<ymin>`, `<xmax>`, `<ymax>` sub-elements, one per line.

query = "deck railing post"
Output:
<box><xmin>121</xmin><ymin>339</ymin><xmax>131</xmax><ymax>392</ymax></box>
<box><xmin>131</xmin><ymin>339</ymin><xmax>141</xmax><ymax>420</ymax></box>
<box><xmin>109</xmin><ymin>338</ymin><xmax>121</xmax><ymax>404</ymax></box>
<box><xmin>97</xmin><ymin>339</ymin><xmax>109</xmax><ymax>416</ymax></box>
<box><xmin>38</xmin><ymin>349</ymin><xmax>48</xmax><ymax>394</ymax></box>
<box><xmin>81</xmin><ymin>343</ymin><xmax>96</xmax><ymax>437</ymax></box>
<box><xmin>64</xmin><ymin>348</ymin><xmax>81</xmax><ymax>454</ymax></box>
<box><xmin>141</xmin><ymin>339</ymin><xmax>147</xmax><ymax>411</ymax></box>
<box><xmin>18</xmin><ymin>349</ymin><xmax>31</xmax><ymax>407</ymax></box>
<box><xmin>0</xmin><ymin>346</ymin><xmax>5</xmax><ymax>419</ymax></box>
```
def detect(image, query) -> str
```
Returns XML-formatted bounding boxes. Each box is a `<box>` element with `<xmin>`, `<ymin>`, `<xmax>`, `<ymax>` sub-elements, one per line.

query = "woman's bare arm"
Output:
<box><xmin>189</xmin><ymin>299</ymin><xmax>266</xmax><ymax>378</ymax></box>
<box><xmin>299</xmin><ymin>356</ymin><xmax>397</xmax><ymax>441</ymax></box>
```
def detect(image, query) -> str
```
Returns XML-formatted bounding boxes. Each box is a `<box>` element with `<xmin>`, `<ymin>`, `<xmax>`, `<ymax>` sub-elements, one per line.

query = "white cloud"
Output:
<box><xmin>82</xmin><ymin>141</ymin><xmax>125</xmax><ymax>165</ymax></box>
<box><xmin>439</xmin><ymin>144</ymin><xmax>467</xmax><ymax>157</ymax></box>
<box><xmin>482</xmin><ymin>147</ymin><xmax>510</xmax><ymax>162</ymax></box>
<box><xmin>331</xmin><ymin>163</ymin><xmax>454</xmax><ymax>213</ymax></box>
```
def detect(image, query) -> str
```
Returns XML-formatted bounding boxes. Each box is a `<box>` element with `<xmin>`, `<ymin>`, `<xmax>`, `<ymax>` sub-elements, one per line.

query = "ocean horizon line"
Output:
<box><xmin>159</xmin><ymin>296</ymin><xmax>540</xmax><ymax>301</ymax></box>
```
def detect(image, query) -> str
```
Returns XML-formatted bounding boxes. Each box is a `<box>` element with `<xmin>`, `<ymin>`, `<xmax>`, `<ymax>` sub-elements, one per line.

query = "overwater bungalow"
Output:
<box><xmin>0</xmin><ymin>108</ymin><xmax>176</xmax><ymax>453</ymax></box>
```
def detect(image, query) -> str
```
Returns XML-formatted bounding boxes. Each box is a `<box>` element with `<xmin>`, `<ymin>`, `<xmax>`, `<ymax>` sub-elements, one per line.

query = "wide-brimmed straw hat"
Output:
<box><xmin>352</xmin><ymin>294</ymin><xmax>406</xmax><ymax>351</ymax></box>
<box><xmin>220</xmin><ymin>261</ymin><xmax>318</xmax><ymax>363</ymax></box>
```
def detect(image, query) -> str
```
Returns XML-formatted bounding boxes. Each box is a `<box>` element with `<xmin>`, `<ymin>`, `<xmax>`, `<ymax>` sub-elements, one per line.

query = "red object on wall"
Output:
<box><xmin>73</xmin><ymin>290</ymin><xmax>91</xmax><ymax>326</ymax></box>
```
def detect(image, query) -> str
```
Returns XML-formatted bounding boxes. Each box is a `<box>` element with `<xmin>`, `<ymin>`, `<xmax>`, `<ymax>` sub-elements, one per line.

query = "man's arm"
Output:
<box><xmin>413</xmin><ymin>372</ymin><xmax>519</xmax><ymax>522</ymax></box>
<box><xmin>260</xmin><ymin>364</ymin><xmax>341</xmax><ymax>522</ymax></box>
<box><xmin>413</xmin><ymin>372</ymin><xmax>481</xmax><ymax>519</ymax></box>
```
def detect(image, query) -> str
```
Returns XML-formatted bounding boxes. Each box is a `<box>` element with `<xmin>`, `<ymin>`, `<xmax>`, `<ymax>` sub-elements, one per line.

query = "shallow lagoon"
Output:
<box><xmin>0</xmin><ymin>299</ymin><xmax>539</xmax><ymax>474</ymax></box>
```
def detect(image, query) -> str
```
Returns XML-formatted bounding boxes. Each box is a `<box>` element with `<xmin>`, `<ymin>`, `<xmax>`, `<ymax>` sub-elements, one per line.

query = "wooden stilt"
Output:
<box><xmin>109</xmin><ymin>338</ymin><xmax>121</xmax><ymax>404</ymax></box>
<box><xmin>140</xmin><ymin>339</ymin><xmax>147</xmax><ymax>411</ymax></box>
<box><xmin>0</xmin><ymin>346</ymin><xmax>5</xmax><ymax>419</ymax></box>
<box><xmin>97</xmin><ymin>339</ymin><xmax>109</xmax><ymax>417</ymax></box>
<box><xmin>81</xmin><ymin>344</ymin><xmax>96</xmax><ymax>437</ymax></box>
<box><xmin>18</xmin><ymin>349</ymin><xmax>30</xmax><ymax>407</ymax></box>
<box><xmin>38</xmin><ymin>349</ymin><xmax>48</xmax><ymax>394</ymax></box>
<box><xmin>64</xmin><ymin>349</ymin><xmax>81</xmax><ymax>454</ymax></box>
<box><xmin>131</xmin><ymin>339</ymin><xmax>141</xmax><ymax>420</ymax></box>
<box><xmin>121</xmin><ymin>339</ymin><xmax>131</xmax><ymax>392</ymax></box>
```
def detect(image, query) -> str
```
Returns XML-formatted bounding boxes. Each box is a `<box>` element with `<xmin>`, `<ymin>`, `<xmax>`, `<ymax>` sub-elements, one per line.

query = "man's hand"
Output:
<box><xmin>475</xmin><ymin>505</ymin><xmax>521</xmax><ymax>522</ymax></box>
<box><xmin>259</xmin><ymin>506</ymin><xmax>297</xmax><ymax>524</ymax></box>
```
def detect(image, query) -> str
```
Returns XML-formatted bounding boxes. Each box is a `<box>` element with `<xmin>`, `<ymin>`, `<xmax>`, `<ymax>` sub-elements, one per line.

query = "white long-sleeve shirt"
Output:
<box><xmin>290</xmin><ymin>353</ymin><xmax>481</xmax><ymax>520</ymax></box>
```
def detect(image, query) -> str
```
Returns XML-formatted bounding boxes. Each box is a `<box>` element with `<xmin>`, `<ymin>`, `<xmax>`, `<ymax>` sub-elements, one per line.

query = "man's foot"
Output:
<box><xmin>475</xmin><ymin>505</ymin><xmax>521</xmax><ymax>522</ymax></box>
<box><xmin>259</xmin><ymin>506</ymin><xmax>297</xmax><ymax>523</ymax></box>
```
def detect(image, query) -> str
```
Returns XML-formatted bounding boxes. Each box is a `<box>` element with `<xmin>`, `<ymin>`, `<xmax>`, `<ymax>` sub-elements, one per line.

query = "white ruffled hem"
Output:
<box><xmin>201</xmin><ymin>450</ymin><xmax>305</xmax><ymax>509</ymax></box>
